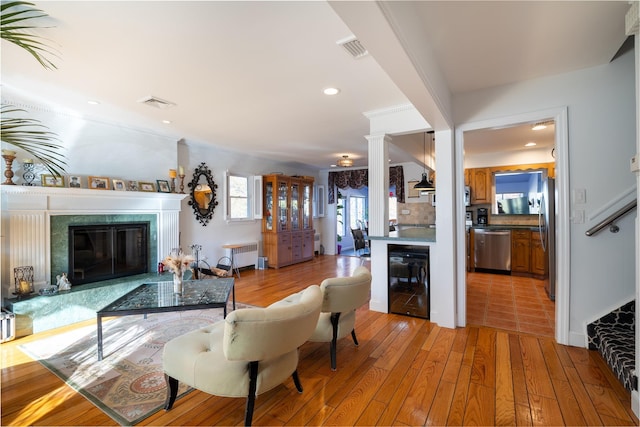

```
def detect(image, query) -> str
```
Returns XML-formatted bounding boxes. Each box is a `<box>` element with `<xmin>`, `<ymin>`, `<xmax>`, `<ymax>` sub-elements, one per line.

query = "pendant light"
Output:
<box><xmin>413</xmin><ymin>131</ymin><xmax>435</xmax><ymax>191</ymax></box>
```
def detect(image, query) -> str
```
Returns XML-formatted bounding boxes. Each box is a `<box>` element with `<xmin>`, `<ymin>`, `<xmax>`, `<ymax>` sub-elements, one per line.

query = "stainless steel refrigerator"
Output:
<box><xmin>539</xmin><ymin>177</ymin><xmax>556</xmax><ymax>300</ymax></box>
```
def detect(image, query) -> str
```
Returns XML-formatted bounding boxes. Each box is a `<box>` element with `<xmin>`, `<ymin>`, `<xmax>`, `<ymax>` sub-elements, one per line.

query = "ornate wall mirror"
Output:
<box><xmin>188</xmin><ymin>162</ymin><xmax>218</xmax><ymax>226</ymax></box>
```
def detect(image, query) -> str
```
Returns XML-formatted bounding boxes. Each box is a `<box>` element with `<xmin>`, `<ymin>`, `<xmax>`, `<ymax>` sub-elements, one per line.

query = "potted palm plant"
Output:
<box><xmin>1</xmin><ymin>1</ymin><xmax>66</xmax><ymax>176</ymax></box>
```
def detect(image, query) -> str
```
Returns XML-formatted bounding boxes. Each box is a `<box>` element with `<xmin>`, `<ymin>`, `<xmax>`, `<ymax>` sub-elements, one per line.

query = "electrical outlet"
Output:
<box><xmin>572</xmin><ymin>209</ymin><xmax>585</xmax><ymax>224</ymax></box>
<box><xmin>401</xmin><ymin>209</ymin><xmax>410</xmax><ymax>215</ymax></box>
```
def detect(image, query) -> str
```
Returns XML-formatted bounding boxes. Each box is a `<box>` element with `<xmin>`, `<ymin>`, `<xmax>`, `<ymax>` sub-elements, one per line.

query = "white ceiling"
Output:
<box><xmin>0</xmin><ymin>1</ymin><xmax>631</xmax><ymax>170</ymax></box>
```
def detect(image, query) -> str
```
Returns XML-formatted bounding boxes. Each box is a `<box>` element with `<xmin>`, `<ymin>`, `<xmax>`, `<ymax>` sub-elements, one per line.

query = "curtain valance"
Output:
<box><xmin>328</xmin><ymin>166</ymin><xmax>404</xmax><ymax>204</ymax></box>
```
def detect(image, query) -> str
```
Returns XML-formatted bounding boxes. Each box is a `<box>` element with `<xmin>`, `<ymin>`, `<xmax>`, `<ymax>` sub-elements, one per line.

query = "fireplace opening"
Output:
<box><xmin>69</xmin><ymin>222</ymin><xmax>149</xmax><ymax>285</ymax></box>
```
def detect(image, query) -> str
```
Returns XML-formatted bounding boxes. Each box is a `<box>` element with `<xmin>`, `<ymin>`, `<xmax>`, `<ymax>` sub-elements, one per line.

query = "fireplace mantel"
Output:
<box><xmin>1</xmin><ymin>186</ymin><xmax>187</xmax><ymax>298</ymax></box>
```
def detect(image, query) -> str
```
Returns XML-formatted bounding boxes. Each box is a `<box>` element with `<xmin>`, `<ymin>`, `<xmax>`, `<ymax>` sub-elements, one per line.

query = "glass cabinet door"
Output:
<box><xmin>290</xmin><ymin>179</ymin><xmax>300</xmax><ymax>231</ymax></box>
<box><xmin>264</xmin><ymin>178</ymin><xmax>274</xmax><ymax>231</ymax></box>
<box><xmin>302</xmin><ymin>180</ymin><xmax>312</xmax><ymax>229</ymax></box>
<box><xmin>277</xmin><ymin>178</ymin><xmax>289</xmax><ymax>231</ymax></box>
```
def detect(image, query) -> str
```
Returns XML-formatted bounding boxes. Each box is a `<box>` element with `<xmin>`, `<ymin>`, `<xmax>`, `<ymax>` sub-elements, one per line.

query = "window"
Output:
<box><xmin>226</xmin><ymin>172</ymin><xmax>262</xmax><ymax>221</ymax></box>
<box><xmin>349</xmin><ymin>196</ymin><xmax>367</xmax><ymax>229</ymax></box>
<box><xmin>336</xmin><ymin>192</ymin><xmax>345</xmax><ymax>238</ymax></box>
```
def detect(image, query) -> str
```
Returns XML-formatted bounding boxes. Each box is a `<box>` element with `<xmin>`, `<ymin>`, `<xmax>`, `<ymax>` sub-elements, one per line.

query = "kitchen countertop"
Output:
<box><xmin>368</xmin><ymin>226</ymin><xmax>436</xmax><ymax>242</ymax></box>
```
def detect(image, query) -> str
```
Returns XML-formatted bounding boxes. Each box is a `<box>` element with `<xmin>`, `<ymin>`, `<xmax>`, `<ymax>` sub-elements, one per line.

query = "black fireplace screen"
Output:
<box><xmin>69</xmin><ymin>223</ymin><xmax>149</xmax><ymax>285</ymax></box>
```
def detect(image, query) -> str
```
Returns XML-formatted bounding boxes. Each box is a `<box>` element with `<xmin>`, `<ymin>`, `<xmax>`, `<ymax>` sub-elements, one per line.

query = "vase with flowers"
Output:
<box><xmin>162</xmin><ymin>250</ymin><xmax>195</xmax><ymax>294</ymax></box>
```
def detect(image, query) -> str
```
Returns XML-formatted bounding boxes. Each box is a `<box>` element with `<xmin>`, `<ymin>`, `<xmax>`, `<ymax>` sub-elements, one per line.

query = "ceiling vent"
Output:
<box><xmin>137</xmin><ymin>95</ymin><xmax>176</xmax><ymax>109</ymax></box>
<box><xmin>337</xmin><ymin>35</ymin><xmax>368</xmax><ymax>59</ymax></box>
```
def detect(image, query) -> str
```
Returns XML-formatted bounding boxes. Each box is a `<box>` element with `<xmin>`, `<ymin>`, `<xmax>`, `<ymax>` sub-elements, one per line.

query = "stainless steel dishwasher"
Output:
<box><xmin>473</xmin><ymin>229</ymin><xmax>511</xmax><ymax>272</ymax></box>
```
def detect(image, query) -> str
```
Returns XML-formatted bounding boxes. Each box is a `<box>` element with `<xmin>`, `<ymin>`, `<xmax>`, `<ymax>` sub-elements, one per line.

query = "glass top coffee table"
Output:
<box><xmin>96</xmin><ymin>278</ymin><xmax>235</xmax><ymax>360</ymax></box>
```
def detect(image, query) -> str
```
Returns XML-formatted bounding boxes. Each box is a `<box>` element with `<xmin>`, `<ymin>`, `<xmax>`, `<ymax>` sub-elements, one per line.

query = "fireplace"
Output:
<box><xmin>69</xmin><ymin>223</ymin><xmax>149</xmax><ymax>285</ymax></box>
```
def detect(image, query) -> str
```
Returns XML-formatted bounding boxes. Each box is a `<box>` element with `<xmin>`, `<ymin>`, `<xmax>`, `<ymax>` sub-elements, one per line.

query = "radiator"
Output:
<box><xmin>314</xmin><ymin>233</ymin><xmax>321</xmax><ymax>253</ymax></box>
<box><xmin>225</xmin><ymin>242</ymin><xmax>259</xmax><ymax>269</ymax></box>
<box><xmin>1</xmin><ymin>308</ymin><xmax>16</xmax><ymax>343</ymax></box>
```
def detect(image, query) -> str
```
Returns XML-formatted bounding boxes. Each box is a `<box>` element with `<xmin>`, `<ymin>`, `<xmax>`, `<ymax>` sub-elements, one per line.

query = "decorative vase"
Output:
<box><xmin>173</xmin><ymin>273</ymin><xmax>183</xmax><ymax>295</ymax></box>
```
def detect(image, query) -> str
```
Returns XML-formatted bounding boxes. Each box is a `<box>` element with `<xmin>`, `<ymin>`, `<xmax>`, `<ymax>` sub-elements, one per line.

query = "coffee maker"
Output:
<box><xmin>477</xmin><ymin>208</ymin><xmax>488</xmax><ymax>225</ymax></box>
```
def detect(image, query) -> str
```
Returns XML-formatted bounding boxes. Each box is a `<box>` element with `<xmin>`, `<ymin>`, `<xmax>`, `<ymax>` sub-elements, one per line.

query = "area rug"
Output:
<box><xmin>18</xmin><ymin>303</ymin><xmax>251</xmax><ymax>425</ymax></box>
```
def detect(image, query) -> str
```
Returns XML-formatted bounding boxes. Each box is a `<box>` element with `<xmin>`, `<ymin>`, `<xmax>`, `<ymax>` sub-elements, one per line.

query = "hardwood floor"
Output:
<box><xmin>1</xmin><ymin>255</ymin><xmax>637</xmax><ymax>426</ymax></box>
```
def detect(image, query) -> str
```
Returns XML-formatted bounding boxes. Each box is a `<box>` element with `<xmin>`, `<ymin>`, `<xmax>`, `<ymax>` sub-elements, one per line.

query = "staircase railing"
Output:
<box><xmin>585</xmin><ymin>199</ymin><xmax>637</xmax><ymax>236</ymax></box>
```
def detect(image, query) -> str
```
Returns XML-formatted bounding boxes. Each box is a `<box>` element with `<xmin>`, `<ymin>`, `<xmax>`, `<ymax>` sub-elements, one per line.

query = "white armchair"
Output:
<box><xmin>162</xmin><ymin>284</ymin><xmax>322</xmax><ymax>426</ymax></box>
<box><xmin>308</xmin><ymin>266</ymin><xmax>372</xmax><ymax>370</ymax></box>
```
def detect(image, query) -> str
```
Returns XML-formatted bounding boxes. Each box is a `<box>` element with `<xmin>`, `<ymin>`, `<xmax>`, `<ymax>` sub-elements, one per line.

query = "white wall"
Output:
<box><xmin>177</xmin><ymin>140</ymin><xmax>318</xmax><ymax>264</ymax></box>
<box><xmin>454</xmin><ymin>49</ymin><xmax>637</xmax><ymax>344</ymax></box>
<box><xmin>1</xmin><ymin>87</ymin><xmax>322</xmax><ymax>272</ymax></box>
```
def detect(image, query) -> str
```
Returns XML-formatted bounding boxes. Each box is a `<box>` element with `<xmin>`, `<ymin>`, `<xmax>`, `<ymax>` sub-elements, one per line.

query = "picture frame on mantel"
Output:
<box><xmin>112</xmin><ymin>179</ymin><xmax>126</xmax><ymax>191</ymax></box>
<box><xmin>139</xmin><ymin>181</ymin><xmax>155</xmax><ymax>192</ymax></box>
<box><xmin>156</xmin><ymin>179</ymin><xmax>171</xmax><ymax>193</ymax></box>
<box><xmin>407</xmin><ymin>180</ymin><xmax>421</xmax><ymax>198</ymax></box>
<box><xmin>88</xmin><ymin>176</ymin><xmax>110</xmax><ymax>190</ymax></box>
<box><xmin>127</xmin><ymin>180</ymin><xmax>139</xmax><ymax>191</ymax></box>
<box><xmin>41</xmin><ymin>174</ymin><xmax>65</xmax><ymax>187</ymax></box>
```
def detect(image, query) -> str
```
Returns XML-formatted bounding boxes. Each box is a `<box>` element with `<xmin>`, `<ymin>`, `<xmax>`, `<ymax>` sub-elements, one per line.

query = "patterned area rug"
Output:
<box><xmin>18</xmin><ymin>304</ymin><xmax>248</xmax><ymax>425</ymax></box>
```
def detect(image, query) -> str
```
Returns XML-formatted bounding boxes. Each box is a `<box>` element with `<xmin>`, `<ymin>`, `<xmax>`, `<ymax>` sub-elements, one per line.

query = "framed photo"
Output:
<box><xmin>41</xmin><ymin>174</ymin><xmax>65</xmax><ymax>187</ymax></box>
<box><xmin>67</xmin><ymin>175</ymin><xmax>82</xmax><ymax>188</ymax></box>
<box><xmin>407</xmin><ymin>180</ymin><xmax>421</xmax><ymax>198</ymax></box>
<box><xmin>112</xmin><ymin>179</ymin><xmax>126</xmax><ymax>191</ymax></box>
<box><xmin>139</xmin><ymin>181</ymin><xmax>156</xmax><ymax>192</ymax></box>
<box><xmin>88</xmin><ymin>176</ymin><xmax>110</xmax><ymax>190</ymax></box>
<box><xmin>127</xmin><ymin>180</ymin><xmax>139</xmax><ymax>191</ymax></box>
<box><xmin>156</xmin><ymin>179</ymin><xmax>171</xmax><ymax>193</ymax></box>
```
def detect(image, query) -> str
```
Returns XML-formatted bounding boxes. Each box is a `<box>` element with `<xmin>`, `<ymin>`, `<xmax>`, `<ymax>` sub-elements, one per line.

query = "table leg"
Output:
<box><xmin>97</xmin><ymin>314</ymin><xmax>104</xmax><ymax>361</ymax></box>
<box><xmin>231</xmin><ymin>249</ymin><xmax>240</xmax><ymax>278</ymax></box>
<box><xmin>232</xmin><ymin>282</ymin><xmax>236</xmax><ymax>310</ymax></box>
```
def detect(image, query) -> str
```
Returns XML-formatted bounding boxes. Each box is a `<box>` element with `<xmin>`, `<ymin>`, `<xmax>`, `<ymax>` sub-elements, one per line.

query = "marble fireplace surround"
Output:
<box><xmin>1</xmin><ymin>186</ymin><xmax>186</xmax><ymax>299</ymax></box>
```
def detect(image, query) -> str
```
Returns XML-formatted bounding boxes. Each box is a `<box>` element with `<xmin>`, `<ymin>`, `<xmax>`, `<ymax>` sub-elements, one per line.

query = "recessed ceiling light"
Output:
<box><xmin>525</xmin><ymin>142</ymin><xmax>537</xmax><ymax>147</ymax></box>
<box><xmin>162</xmin><ymin>120</ymin><xmax>171</xmax><ymax>124</ymax></box>
<box><xmin>87</xmin><ymin>100</ymin><xmax>100</xmax><ymax>105</ymax></box>
<box><xmin>323</xmin><ymin>87</ymin><xmax>340</xmax><ymax>96</ymax></box>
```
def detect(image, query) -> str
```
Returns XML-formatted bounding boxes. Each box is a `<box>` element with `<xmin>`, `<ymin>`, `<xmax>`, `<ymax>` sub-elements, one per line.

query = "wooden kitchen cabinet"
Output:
<box><xmin>470</xmin><ymin>168</ymin><xmax>491</xmax><ymax>204</ymax></box>
<box><xmin>511</xmin><ymin>229</ymin><xmax>531</xmax><ymax>273</ymax></box>
<box><xmin>262</xmin><ymin>173</ymin><xmax>314</xmax><ymax>268</ymax></box>
<box><xmin>530</xmin><ymin>231</ymin><xmax>548</xmax><ymax>277</ymax></box>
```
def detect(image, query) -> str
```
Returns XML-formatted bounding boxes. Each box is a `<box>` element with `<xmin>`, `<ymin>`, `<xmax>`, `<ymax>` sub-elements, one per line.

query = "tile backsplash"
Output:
<box><xmin>396</xmin><ymin>202</ymin><xmax>435</xmax><ymax>225</ymax></box>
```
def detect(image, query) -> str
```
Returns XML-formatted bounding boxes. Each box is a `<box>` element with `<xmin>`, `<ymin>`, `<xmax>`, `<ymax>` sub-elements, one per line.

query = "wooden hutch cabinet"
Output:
<box><xmin>262</xmin><ymin>174</ymin><xmax>314</xmax><ymax>268</ymax></box>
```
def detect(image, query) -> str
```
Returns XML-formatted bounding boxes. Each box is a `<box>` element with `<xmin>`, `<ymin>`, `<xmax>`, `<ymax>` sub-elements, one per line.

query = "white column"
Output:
<box><xmin>366</xmin><ymin>134</ymin><xmax>390</xmax><ymax>237</ymax></box>
<box><xmin>157</xmin><ymin>211</ymin><xmax>181</xmax><ymax>259</ymax></box>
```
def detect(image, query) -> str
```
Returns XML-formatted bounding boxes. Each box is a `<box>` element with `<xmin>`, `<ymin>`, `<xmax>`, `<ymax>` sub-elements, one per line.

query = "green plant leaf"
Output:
<box><xmin>1</xmin><ymin>105</ymin><xmax>67</xmax><ymax>176</ymax></box>
<box><xmin>1</xmin><ymin>2</ymin><xmax>66</xmax><ymax>176</ymax></box>
<box><xmin>1</xmin><ymin>1</ymin><xmax>59</xmax><ymax>70</ymax></box>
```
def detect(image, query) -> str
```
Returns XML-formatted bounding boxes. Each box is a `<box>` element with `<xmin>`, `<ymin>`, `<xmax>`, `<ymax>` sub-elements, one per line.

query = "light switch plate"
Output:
<box><xmin>573</xmin><ymin>188</ymin><xmax>586</xmax><ymax>204</ymax></box>
<box><xmin>631</xmin><ymin>154</ymin><xmax>639</xmax><ymax>173</ymax></box>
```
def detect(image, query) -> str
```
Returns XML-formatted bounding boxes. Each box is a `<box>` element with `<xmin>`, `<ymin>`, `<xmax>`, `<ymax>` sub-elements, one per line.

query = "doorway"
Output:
<box><xmin>456</xmin><ymin>107</ymin><xmax>570</xmax><ymax>344</ymax></box>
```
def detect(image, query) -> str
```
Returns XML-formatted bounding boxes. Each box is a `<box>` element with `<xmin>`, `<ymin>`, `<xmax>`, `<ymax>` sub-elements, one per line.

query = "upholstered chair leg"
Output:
<box><xmin>330</xmin><ymin>313</ymin><xmax>341</xmax><ymax>371</ymax></box>
<box><xmin>292</xmin><ymin>370</ymin><xmax>303</xmax><ymax>393</ymax></box>
<box><xmin>245</xmin><ymin>361</ymin><xmax>259</xmax><ymax>426</ymax></box>
<box><xmin>164</xmin><ymin>374</ymin><xmax>179</xmax><ymax>410</ymax></box>
<box><xmin>351</xmin><ymin>329</ymin><xmax>359</xmax><ymax>346</ymax></box>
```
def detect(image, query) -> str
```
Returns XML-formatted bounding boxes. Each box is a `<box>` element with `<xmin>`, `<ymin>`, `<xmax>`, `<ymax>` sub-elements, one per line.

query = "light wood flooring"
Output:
<box><xmin>1</xmin><ymin>255</ymin><xmax>637</xmax><ymax>426</ymax></box>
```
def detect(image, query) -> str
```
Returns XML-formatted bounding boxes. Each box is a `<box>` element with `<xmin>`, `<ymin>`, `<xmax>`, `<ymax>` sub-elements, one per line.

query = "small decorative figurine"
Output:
<box><xmin>56</xmin><ymin>273</ymin><xmax>72</xmax><ymax>291</ymax></box>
